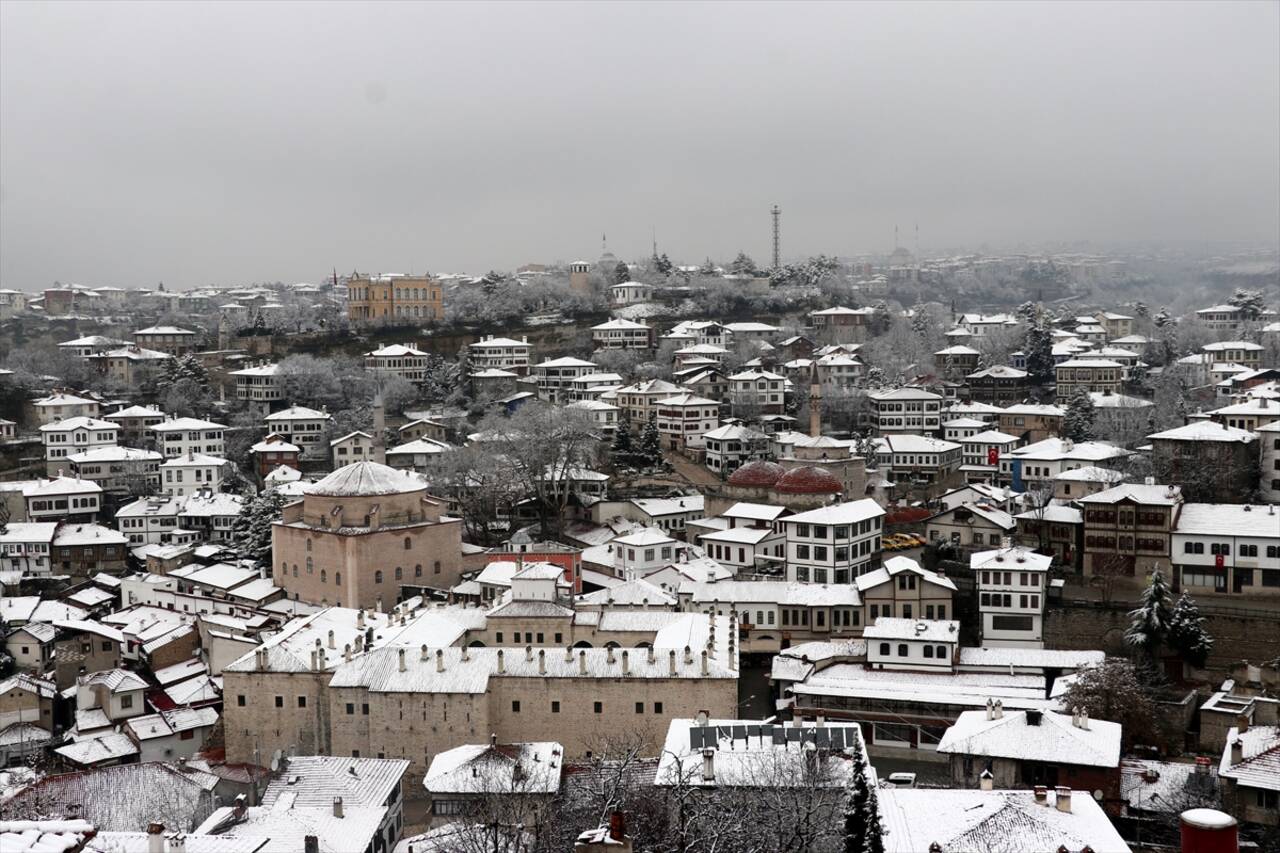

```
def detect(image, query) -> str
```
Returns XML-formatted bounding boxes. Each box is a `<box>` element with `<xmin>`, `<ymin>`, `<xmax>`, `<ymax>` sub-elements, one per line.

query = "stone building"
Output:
<box><xmin>272</xmin><ymin>461</ymin><xmax>464</xmax><ymax>609</ymax></box>
<box><xmin>347</xmin><ymin>273</ymin><xmax>444</xmax><ymax>323</ymax></box>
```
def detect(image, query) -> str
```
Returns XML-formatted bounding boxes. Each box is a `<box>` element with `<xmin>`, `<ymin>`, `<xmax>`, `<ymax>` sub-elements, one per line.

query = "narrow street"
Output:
<box><xmin>663</xmin><ymin>448</ymin><xmax>724</xmax><ymax>489</ymax></box>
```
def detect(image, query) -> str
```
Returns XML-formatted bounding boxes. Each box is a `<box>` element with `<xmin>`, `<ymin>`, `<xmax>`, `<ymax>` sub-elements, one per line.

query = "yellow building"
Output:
<box><xmin>347</xmin><ymin>273</ymin><xmax>443</xmax><ymax>323</ymax></box>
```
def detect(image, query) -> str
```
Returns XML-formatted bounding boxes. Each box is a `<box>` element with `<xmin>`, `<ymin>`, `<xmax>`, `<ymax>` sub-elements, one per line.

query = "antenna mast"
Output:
<box><xmin>771</xmin><ymin>204</ymin><xmax>781</xmax><ymax>270</ymax></box>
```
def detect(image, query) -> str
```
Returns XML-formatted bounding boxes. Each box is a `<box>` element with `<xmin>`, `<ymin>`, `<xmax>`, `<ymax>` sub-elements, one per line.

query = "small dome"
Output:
<box><xmin>775</xmin><ymin>465</ymin><xmax>842</xmax><ymax>495</ymax></box>
<box><xmin>727</xmin><ymin>460</ymin><xmax>785</xmax><ymax>488</ymax></box>
<box><xmin>305</xmin><ymin>461</ymin><xmax>424</xmax><ymax>497</ymax></box>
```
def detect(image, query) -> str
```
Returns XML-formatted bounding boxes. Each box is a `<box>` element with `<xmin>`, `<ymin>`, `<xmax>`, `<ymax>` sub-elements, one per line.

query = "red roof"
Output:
<box><xmin>774</xmin><ymin>465</ymin><xmax>842</xmax><ymax>494</ymax></box>
<box><xmin>727</xmin><ymin>460</ymin><xmax>785</xmax><ymax>488</ymax></box>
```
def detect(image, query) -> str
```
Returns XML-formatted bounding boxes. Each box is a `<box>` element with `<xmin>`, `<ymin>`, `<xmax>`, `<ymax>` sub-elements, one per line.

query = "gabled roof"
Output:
<box><xmin>1147</xmin><ymin>422</ymin><xmax>1256</xmax><ymax>443</ymax></box>
<box><xmin>969</xmin><ymin>546</ymin><xmax>1052</xmax><ymax>572</ymax></box>
<box><xmin>937</xmin><ymin>709</ymin><xmax>1121</xmax><ymax>768</ymax></box>
<box><xmin>864</xmin><ymin>617</ymin><xmax>960</xmax><ymax>643</ymax></box>
<box><xmin>1219</xmin><ymin>725</ymin><xmax>1280</xmax><ymax>791</ymax></box>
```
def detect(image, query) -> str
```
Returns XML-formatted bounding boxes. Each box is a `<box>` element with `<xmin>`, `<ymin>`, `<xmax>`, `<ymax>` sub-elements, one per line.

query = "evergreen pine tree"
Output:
<box><xmin>1023</xmin><ymin>322</ymin><xmax>1055</xmax><ymax>387</ymax></box>
<box><xmin>231</xmin><ymin>488</ymin><xmax>285</xmax><ymax>571</ymax></box>
<box><xmin>1168</xmin><ymin>591</ymin><xmax>1214</xmax><ymax>668</ymax></box>
<box><xmin>1063</xmin><ymin>386</ymin><xmax>1097</xmax><ymax>442</ymax></box>
<box><xmin>611</xmin><ymin>415</ymin><xmax>633</xmax><ymax>458</ymax></box>
<box><xmin>1125</xmin><ymin>567</ymin><xmax>1174</xmax><ymax>662</ymax></box>
<box><xmin>657</xmin><ymin>253</ymin><xmax>673</xmax><ymax>275</ymax></box>
<box><xmin>639</xmin><ymin>414</ymin><xmax>662</xmax><ymax>465</ymax></box>
<box><xmin>843</xmin><ymin>733</ymin><xmax>884</xmax><ymax>853</ymax></box>
<box><xmin>699</xmin><ymin>257</ymin><xmax>716</xmax><ymax>276</ymax></box>
<box><xmin>614</xmin><ymin>262</ymin><xmax>631</xmax><ymax>284</ymax></box>
<box><xmin>865</xmin><ymin>786</ymin><xmax>885</xmax><ymax>853</ymax></box>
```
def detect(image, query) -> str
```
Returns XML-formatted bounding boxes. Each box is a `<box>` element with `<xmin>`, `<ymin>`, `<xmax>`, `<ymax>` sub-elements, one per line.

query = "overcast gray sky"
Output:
<box><xmin>1</xmin><ymin>1</ymin><xmax>1277</xmax><ymax>290</ymax></box>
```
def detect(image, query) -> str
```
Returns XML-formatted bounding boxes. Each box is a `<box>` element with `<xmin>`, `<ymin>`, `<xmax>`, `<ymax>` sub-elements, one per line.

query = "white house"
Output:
<box><xmin>467</xmin><ymin>335</ymin><xmax>533</xmax><ymax>375</ymax></box>
<box><xmin>870</xmin><ymin>387</ymin><xmax>944</xmax><ymax>435</ymax></box>
<box><xmin>654</xmin><ymin>393</ymin><xmax>720</xmax><ymax>450</ymax></box>
<box><xmin>150</xmin><ymin>417</ymin><xmax>227</xmax><ymax>459</ymax></box>
<box><xmin>364</xmin><ymin>343</ymin><xmax>430</xmax><ymax>381</ymax></box>
<box><xmin>159</xmin><ymin>453</ymin><xmax>230</xmax><ymax>497</ymax></box>
<box><xmin>778</xmin><ymin>499</ymin><xmax>886</xmax><ymax>584</ymax></box>
<box><xmin>40</xmin><ymin>417</ymin><xmax>119</xmax><ymax>476</ymax></box>
<box><xmin>972</xmin><ymin>546</ymin><xmax>1052</xmax><ymax>648</ymax></box>
<box><xmin>591</xmin><ymin>318</ymin><xmax>653</xmax><ymax>350</ymax></box>
<box><xmin>534</xmin><ymin>357</ymin><xmax>599</xmax><ymax>403</ymax></box>
<box><xmin>702</xmin><ymin>424</ymin><xmax>768</xmax><ymax>475</ymax></box>
<box><xmin>865</xmin><ymin>617</ymin><xmax>961</xmax><ymax>671</ymax></box>
<box><xmin>263</xmin><ymin>406</ymin><xmax>332</xmax><ymax>457</ymax></box>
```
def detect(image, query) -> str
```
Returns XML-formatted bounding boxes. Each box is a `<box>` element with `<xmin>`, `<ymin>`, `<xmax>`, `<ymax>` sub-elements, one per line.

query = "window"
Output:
<box><xmin>237</xmin><ymin>695</ymin><xmax>246</xmax><ymax>707</ymax></box>
<box><xmin>297</xmin><ymin>696</ymin><xmax>307</xmax><ymax>708</ymax></box>
<box><xmin>101</xmin><ymin>641</ymin><xmax>111</xmax><ymax>652</ymax></box>
<box><xmin>991</xmin><ymin>615</ymin><xmax>1034</xmax><ymax>631</ymax></box>
<box><xmin>375</xmin><ymin>570</ymin><xmax>383</xmax><ymax>583</ymax></box>
<box><xmin>362</xmin><ymin>703</ymin><xmax>370</xmax><ymax>715</ymax></box>
<box><xmin>274</xmin><ymin>696</ymin><xmax>284</xmax><ymax>708</ymax></box>
<box><xmin>879</xmin><ymin>642</ymin><xmax>890</xmax><ymax>656</ymax></box>
<box><xmin>512</xmin><ymin>700</ymin><xmax>521</xmax><ymax>713</ymax></box>
<box><xmin>635</xmin><ymin>702</ymin><xmax>644</xmax><ymax>714</ymax></box>
<box><xmin>434</xmin><ymin>561</ymin><xmax>442</xmax><ymax>574</ymax></box>
<box><xmin>415</xmin><ymin>564</ymin><xmax>423</xmax><ymax>577</ymax></box>
<box><xmin>395</xmin><ymin>566</ymin><xmax>403</xmax><ymax>580</ymax></box>
<box><xmin>404</xmin><ymin>537</ymin><xmax>412</xmax><ymax>550</ymax></box>
<box><xmin>346</xmin><ymin>703</ymin><xmax>355</xmax><ymax>715</ymax></box>
<box><xmin>594</xmin><ymin>702</ymin><xmax>603</xmax><ymax>714</ymax></box>
<box><xmin>935</xmin><ymin>645</ymin><xmax>947</xmax><ymax>659</ymax></box>
<box><xmin>1240</xmin><ymin>544</ymin><xmax>1258</xmax><ymax>558</ymax></box>
<box><xmin>897</xmin><ymin>644</ymin><xmax>908</xmax><ymax>657</ymax></box>
<box><xmin>796</xmin><ymin>544</ymin><xmax>810</xmax><ymax>560</ymax></box>
<box><xmin>924</xmin><ymin>645</ymin><xmax>934</xmax><ymax>658</ymax></box>
<box><xmin>655</xmin><ymin>702</ymin><xmax>664</xmax><ymax>713</ymax></box>
<box><xmin>551</xmin><ymin>701</ymin><xmax>561</xmax><ymax>713</ymax></box>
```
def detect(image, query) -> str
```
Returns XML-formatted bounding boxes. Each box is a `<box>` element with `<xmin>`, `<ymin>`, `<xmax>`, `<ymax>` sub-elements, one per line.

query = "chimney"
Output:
<box><xmin>304</xmin><ymin>838</ymin><xmax>320</xmax><ymax>853</ymax></box>
<box><xmin>497</xmin><ymin>650</ymin><xmax>505</xmax><ymax>674</ymax></box>
<box><xmin>609</xmin><ymin>811</ymin><xmax>626</xmax><ymax>842</ymax></box>
<box><xmin>578</xmin><ymin>650</ymin><xmax>588</xmax><ymax>675</ymax></box>
<box><xmin>607</xmin><ymin>646</ymin><xmax>616</xmax><ymax>665</ymax></box>
<box><xmin>436</xmin><ymin>649</ymin><xmax>445</xmax><ymax>672</ymax></box>
<box><xmin>979</xmin><ymin>769</ymin><xmax>993</xmax><ymax>791</ymax></box>
<box><xmin>461</xmin><ymin>645</ymin><xmax>470</xmax><ymax>662</ymax></box>
<box><xmin>343</xmin><ymin>643</ymin><xmax>352</xmax><ymax>663</ymax></box>
<box><xmin>1230</xmin><ymin>736</ymin><xmax>1244</xmax><ymax>766</ymax></box>
<box><xmin>1033</xmin><ymin>785</ymin><xmax>1048</xmax><ymax>806</ymax></box>
<box><xmin>538</xmin><ymin>649</ymin><xmax>546</xmax><ymax>675</ymax></box>
<box><xmin>397</xmin><ymin>649</ymin><xmax>406</xmax><ymax>673</ymax></box>
<box><xmin>1236</xmin><ymin>713</ymin><xmax>1249</xmax><ymax>734</ymax></box>
<box><xmin>526</xmin><ymin>645</ymin><xmax>534</xmax><ymax>663</ymax></box>
<box><xmin>356</xmin><ymin>611</ymin><xmax>365</xmax><ymax>629</ymax></box>
<box><xmin>169</xmin><ymin>834</ymin><xmax>188</xmax><ymax>853</ymax></box>
<box><xmin>993</xmin><ymin>699</ymin><xmax>1003</xmax><ymax>719</ymax></box>
<box><xmin>700</xmin><ymin>650</ymin><xmax>709</xmax><ymax>675</ymax></box>
<box><xmin>333</xmin><ymin>796</ymin><xmax>344</xmax><ymax>818</ymax></box>
<box><xmin>1078</xmin><ymin>708</ymin><xmax>1089</xmax><ymax>730</ymax></box>
<box><xmin>1055</xmin><ymin>787</ymin><xmax>1072</xmax><ymax>813</ymax></box>
<box><xmin>418</xmin><ymin>644</ymin><xmax>429</xmax><ymax>661</ymax></box>
<box><xmin>621</xmin><ymin>650</ymin><xmax>629</xmax><ymax>675</ymax></box>
<box><xmin>647</xmin><ymin>646</ymin><xmax>655</xmax><ymax>664</ymax></box>
<box><xmin>684</xmin><ymin>646</ymin><xmax>693</xmax><ymax>665</ymax></box>
<box><xmin>701</xmin><ymin>748</ymin><xmax>715</xmax><ymax>781</ymax></box>
<box><xmin>565</xmin><ymin>646</ymin><xmax>573</xmax><ymax>662</ymax></box>
<box><xmin>147</xmin><ymin>823</ymin><xmax>165</xmax><ymax>853</ymax></box>
<box><xmin>669</xmin><ymin>650</ymin><xmax>677</xmax><ymax>675</ymax></box>
<box><xmin>986</xmin><ymin>698</ymin><xmax>995</xmax><ymax>721</ymax></box>
<box><xmin>696</xmin><ymin>709</ymin><xmax>709</xmax><ymax>727</ymax></box>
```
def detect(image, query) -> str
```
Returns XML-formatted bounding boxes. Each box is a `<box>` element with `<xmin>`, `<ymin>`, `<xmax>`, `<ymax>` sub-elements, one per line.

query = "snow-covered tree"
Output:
<box><xmin>1229</xmin><ymin>288</ymin><xmax>1266</xmax><ymax>321</ymax></box>
<box><xmin>1125</xmin><ymin>567</ymin><xmax>1174</xmax><ymax>662</ymax></box>
<box><xmin>614</xmin><ymin>262</ymin><xmax>631</xmax><ymax>284</ymax></box>
<box><xmin>1167</xmin><ymin>592</ymin><xmax>1214</xmax><ymax>668</ymax></box>
<box><xmin>1063</xmin><ymin>658</ymin><xmax>1160</xmax><ymax>750</ymax></box>
<box><xmin>639</xmin><ymin>414</ymin><xmax>662</xmax><ymax>466</ymax></box>
<box><xmin>1023</xmin><ymin>322</ymin><xmax>1055</xmax><ymax>386</ymax></box>
<box><xmin>228</xmin><ymin>488</ymin><xmax>284</xmax><ymax>571</ymax></box>
<box><xmin>729</xmin><ymin>252</ymin><xmax>758</xmax><ymax>276</ymax></box>
<box><xmin>1152</xmin><ymin>307</ymin><xmax>1172</xmax><ymax>328</ymax></box>
<box><xmin>699</xmin><ymin>257</ymin><xmax>717</xmax><ymax>276</ymax></box>
<box><xmin>1062</xmin><ymin>386</ymin><xmax>1097</xmax><ymax>441</ymax></box>
<box><xmin>844</xmin><ymin>732</ymin><xmax>884</xmax><ymax>853</ymax></box>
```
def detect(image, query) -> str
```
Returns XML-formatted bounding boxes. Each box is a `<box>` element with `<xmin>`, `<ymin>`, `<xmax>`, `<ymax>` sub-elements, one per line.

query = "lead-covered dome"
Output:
<box><xmin>775</xmin><ymin>465</ymin><xmax>842</xmax><ymax>495</ymax></box>
<box><xmin>305</xmin><ymin>461</ymin><xmax>424</xmax><ymax>497</ymax></box>
<box><xmin>727</xmin><ymin>460</ymin><xmax>785</xmax><ymax>488</ymax></box>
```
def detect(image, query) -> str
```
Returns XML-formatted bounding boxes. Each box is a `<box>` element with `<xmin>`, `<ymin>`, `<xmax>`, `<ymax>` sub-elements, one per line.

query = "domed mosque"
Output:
<box><xmin>274</xmin><ymin>461</ymin><xmax>463</xmax><ymax>609</ymax></box>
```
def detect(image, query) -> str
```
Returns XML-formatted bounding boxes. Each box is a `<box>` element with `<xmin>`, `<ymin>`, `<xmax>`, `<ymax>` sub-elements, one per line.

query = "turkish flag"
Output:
<box><xmin>987</xmin><ymin>448</ymin><xmax>999</xmax><ymax>465</ymax></box>
<box><xmin>1215</xmin><ymin>554</ymin><xmax>1225</xmax><ymax>569</ymax></box>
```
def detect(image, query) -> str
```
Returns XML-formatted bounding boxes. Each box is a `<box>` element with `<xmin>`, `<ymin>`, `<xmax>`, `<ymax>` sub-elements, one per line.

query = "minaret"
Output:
<box><xmin>372</xmin><ymin>394</ymin><xmax>386</xmax><ymax>465</ymax></box>
<box><xmin>809</xmin><ymin>382</ymin><xmax>823</xmax><ymax>438</ymax></box>
<box><xmin>217</xmin><ymin>314</ymin><xmax>230</xmax><ymax>351</ymax></box>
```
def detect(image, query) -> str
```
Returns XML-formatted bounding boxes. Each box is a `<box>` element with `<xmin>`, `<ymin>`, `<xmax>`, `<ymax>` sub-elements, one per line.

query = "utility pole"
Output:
<box><xmin>771</xmin><ymin>204</ymin><xmax>781</xmax><ymax>270</ymax></box>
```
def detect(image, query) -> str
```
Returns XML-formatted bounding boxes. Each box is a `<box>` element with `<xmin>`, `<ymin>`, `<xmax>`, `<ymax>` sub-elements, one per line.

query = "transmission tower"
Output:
<box><xmin>771</xmin><ymin>204</ymin><xmax>781</xmax><ymax>270</ymax></box>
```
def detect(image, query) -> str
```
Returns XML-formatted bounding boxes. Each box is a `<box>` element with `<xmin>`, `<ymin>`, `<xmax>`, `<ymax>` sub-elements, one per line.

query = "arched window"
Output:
<box><xmin>433</xmin><ymin>561</ymin><xmax>441</xmax><ymax>574</ymax></box>
<box><xmin>320</xmin><ymin>570</ymin><xmax>327</xmax><ymax>583</ymax></box>
<box><xmin>375</xmin><ymin>570</ymin><xmax>383</xmax><ymax>584</ymax></box>
<box><xmin>395</xmin><ymin>566</ymin><xmax>403</xmax><ymax>580</ymax></box>
<box><xmin>879</xmin><ymin>643</ymin><xmax>889</xmax><ymax>656</ymax></box>
<box><xmin>936</xmin><ymin>645</ymin><xmax>947</xmax><ymax>659</ymax></box>
<box><xmin>305</xmin><ymin>539</ymin><xmax>312</xmax><ymax>552</ymax></box>
<box><xmin>414</xmin><ymin>564</ymin><xmax>423</xmax><ymax>578</ymax></box>
<box><xmin>306</xmin><ymin>557</ymin><xmax>313</xmax><ymax>573</ymax></box>
<box><xmin>292</xmin><ymin>564</ymin><xmax>299</xmax><ymax>577</ymax></box>
<box><xmin>404</xmin><ymin>537</ymin><xmax>412</xmax><ymax>550</ymax></box>
<box><xmin>280</xmin><ymin>562</ymin><xmax>286</xmax><ymax>574</ymax></box>
<box><xmin>335</xmin><ymin>572</ymin><xmax>341</xmax><ymax>585</ymax></box>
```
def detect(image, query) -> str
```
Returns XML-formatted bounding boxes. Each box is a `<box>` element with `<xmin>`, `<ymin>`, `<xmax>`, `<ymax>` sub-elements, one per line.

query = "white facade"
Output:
<box><xmin>972</xmin><ymin>547</ymin><xmax>1050</xmax><ymax>648</ymax></box>
<box><xmin>263</xmin><ymin>406</ymin><xmax>332</xmax><ymax>456</ymax></box>
<box><xmin>467</xmin><ymin>335</ymin><xmax>533</xmax><ymax>374</ymax></box>
<box><xmin>40</xmin><ymin>417</ymin><xmax>119</xmax><ymax>474</ymax></box>
<box><xmin>779</xmin><ymin>499</ymin><xmax>886</xmax><ymax>584</ymax></box>
<box><xmin>871</xmin><ymin>388</ymin><xmax>944</xmax><ymax>435</ymax></box>
<box><xmin>365</xmin><ymin>343</ymin><xmax>429</xmax><ymax>381</ymax></box>
<box><xmin>160</xmin><ymin>453</ymin><xmax>229</xmax><ymax>497</ymax></box>
<box><xmin>150</xmin><ymin>417</ymin><xmax>227</xmax><ymax>459</ymax></box>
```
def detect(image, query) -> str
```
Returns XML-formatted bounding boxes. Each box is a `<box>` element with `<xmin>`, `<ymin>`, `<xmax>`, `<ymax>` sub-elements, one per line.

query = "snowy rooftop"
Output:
<box><xmin>781</xmin><ymin>499</ymin><xmax>885</xmax><ymax>527</ymax></box>
<box><xmin>878</xmin><ymin>788</ymin><xmax>1132</xmax><ymax>853</ymax></box>
<box><xmin>1175</xmin><ymin>503</ymin><xmax>1280</xmax><ymax>537</ymax></box>
<box><xmin>260</xmin><ymin>756</ymin><xmax>410</xmax><ymax>808</ymax></box>
<box><xmin>0</xmin><ymin>820</ymin><xmax>96</xmax><ymax>853</ymax></box>
<box><xmin>304</xmin><ymin>461</ymin><xmax>426</xmax><ymax>497</ymax></box>
<box><xmin>1147</xmin><ymin>421</ymin><xmax>1256</xmax><ymax>443</ymax></box>
<box><xmin>864</xmin><ymin>617</ymin><xmax>960</xmax><ymax>643</ymax></box>
<box><xmin>655</xmin><ymin>717</ymin><xmax>867</xmax><ymax>788</ymax></box>
<box><xmin>969</xmin><ymin>546</ymin><xmax>1052</xmax><ymax>573</ymax></box>
<box><xmin>1007</xmin><ymin>438</ymin><xmax>1129</xmax><ymax>461</ymax></box>
<box><xmin>425</xmin><ymin>742</ymin><xmax>560</xmax><ymax>795</ymax></box>
<box><xmin>55</xmin><ymin>732</ymin><xmax>139</xmax><ymax>765</ymax></box>
<box><xmin>1078</xmin><ymin>482</ymin><xmax>1181</xmax><ymax>506</ymax></box>
<box><xmin>937</xmin><ymin>709</ymin><xmax>1121</xmax><ymax>768</ymax></box>
<box><xmin>957</xmin><ymin>647</ymin><xmax>1104</xmax><ymax>671</ymax></box>
<box><xmin>1218</xmin><ymin>725</ymin><xmax>1280</xmax><ymax>792</ymax></box>
<box><xmin>679</xmin><ymin>580</ymin><xmax>860</xmax><ymax>607</ymax></box>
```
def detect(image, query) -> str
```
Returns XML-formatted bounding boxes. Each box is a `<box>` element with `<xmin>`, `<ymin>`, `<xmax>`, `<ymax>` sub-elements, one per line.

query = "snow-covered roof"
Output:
<box><xmin>1219</xmin><ymin>725</ymin><xmax>1280</xmax><ymax>792</ymax></box>
<box><xmin>878</xmin><ymin>788</ymin><xmax>1132</xmax><ymax>853</ymax></box>
<box><xmin>877</xmin><ymin>434</ymin><xmax>961</xmax><ymax>454</ymax></box>
<box><xmin>22</xmin><ymin>477</ymin><xmax>103</xmax><ymax>498</ymax></box>
<box><xmin>969</xmin><ymin>546</ymin><xmax>1052</xmax><ymax>572</ymax></box>
<box><xmin>679</xmin><ymin>580</ymin><xmax>860</xmax><ymax>607</ymax></box>
<box><xmin>1078</xmin><ymin>483</ymin><xmax>1181</xmax><ymax>506</ymax></box>
<box><xmin>425</xmin><ymin>741</ymin><xmax>561</xmax><ymax>795</ymax></box>
<box><xmin>937</xmin><ymin>709</ymin><xmax>1121</xmax><ymax>767</ymax></box>
<box><xmin>260</xmin><ymin>756</ymin><xmax>411</xmax><ymax>808</ymax></box>
<box><xmin>134</xmin><ymin>325</ymin><xmax>195</xmax><ymax>335</ymax></box>
<box><xmin>780</xmin><ymin>499</ymin><xmax>885</xmax><ymax>527</ymax></box>
<box><xmin>1147</xmin><ymin>421</ymin><xmax>1256</xmax><ymax>443</ymax></box>
<box><xmin>150</xmin><ymin>417</ymin><xmax>227</xmax><ymax>432</ymax></box>
<box><xmin>0</xmin><ymin>819</ymin><xmax>97</xmax><ymax>853</ymax></box>
<box><xmin>264</xmin><ymin>405</ymin><xmax>330</xmax><ymax>421</ymax></box>
<box><xmin>38</xmin><ymin>416</ymin><xmax>118</xmax><ymax>433</ymax></box>
<box><xmin>1014</xmin><ymin>504</ymin><xmax>1084</xmax><ymax>524</ymax></box>
<box><xmin>856</xmin><ymin>557</ymin><xmax>957</xmax><ymax>593</ymax></box>
<box><xmin>1007</xmin><ymin>438</ymin><xmax>1129</xmax><ymax>462</ymax></box>
<box><xmin>1175</xmin><ymin>503</ymin><xmax>1280</xmax><ymax>537</ymax></box>
<box><xmin>864</xmin><ymin>617</ymin><xmax>960</xmax><ymax>643</ymax></box>
<box><xmin>305</xmin><ymin>461</ymin><xmax>426</xmax><ymax>497</ymax></box>
<box><xmin>54</xmin><ymin>732</ymin><xmax>139</xmax><ymax>765</ymax></box>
